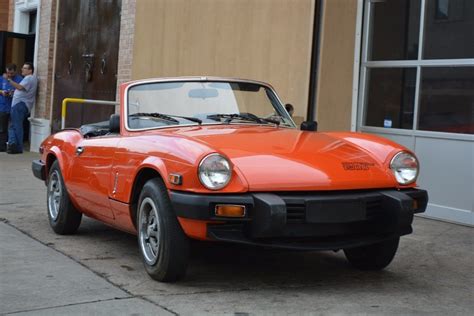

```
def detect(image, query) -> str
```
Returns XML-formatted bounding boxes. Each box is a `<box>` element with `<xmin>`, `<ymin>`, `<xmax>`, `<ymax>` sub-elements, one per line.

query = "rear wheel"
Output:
<box><xmin>344</xmin><ymin>237</ymin><xmax>400</xmax><ymax>270</ymax></box>
<box><xmin>47</xmin><ymin>160</ymin><xmax>82</xmax><ymax>234</ymax></box>
<box><xmin>137</xmin><ymin>178</ymin><xmax>189</xmax><ymax>282</ymax></box>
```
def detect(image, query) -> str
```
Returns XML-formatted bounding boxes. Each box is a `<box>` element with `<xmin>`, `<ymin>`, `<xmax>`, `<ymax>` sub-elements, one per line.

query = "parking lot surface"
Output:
<box><xmin>1</xmin><ymin>152</ymin><xmax>473</xmax><ymax>315</ymax></box>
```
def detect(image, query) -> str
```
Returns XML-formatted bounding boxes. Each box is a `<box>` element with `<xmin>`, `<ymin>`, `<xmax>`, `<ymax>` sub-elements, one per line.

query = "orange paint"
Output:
<box><xmin>177</xmin><ymin>217</ymin><xmax>213</xmax><ymax>240</ymax></box>
<box><xmin>37</xmin><ymin>77</ymin><xmax>420</xmax><ymax>240</ymax></box>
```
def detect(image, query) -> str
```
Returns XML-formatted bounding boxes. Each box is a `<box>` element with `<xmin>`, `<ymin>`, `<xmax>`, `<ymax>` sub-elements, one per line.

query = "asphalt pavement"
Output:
<box><xmin>1</xmin><ymin>151</ymin><xmax>473</xmax><ymax>315</ymax></box>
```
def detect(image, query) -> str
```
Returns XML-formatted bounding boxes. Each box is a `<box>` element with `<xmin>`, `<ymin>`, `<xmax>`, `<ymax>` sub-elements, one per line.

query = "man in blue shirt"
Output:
<box><xmin>7</xmin><ymin>62</ymin><xmax>37</xmax><ymax>154</ymax></box>
<box><xmin>0</xmin><ymin>64</ymin><xmax>22</xmax><ymax>152</ymax></box>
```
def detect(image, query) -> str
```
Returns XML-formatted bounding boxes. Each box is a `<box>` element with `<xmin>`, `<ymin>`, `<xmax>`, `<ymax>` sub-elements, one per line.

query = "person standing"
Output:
<box><xmin>0</xmin><ymin>64</ymin><xmax>22</xmax><ymax>152</ymax></box>
<box><xmin>6</xmin><ymin>62</ymin><xmax>38</xmax><ymax>154</ymax></box>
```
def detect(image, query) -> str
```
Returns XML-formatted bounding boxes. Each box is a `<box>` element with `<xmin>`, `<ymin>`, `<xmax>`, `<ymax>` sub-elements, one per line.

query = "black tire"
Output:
<box><xmin>344</xmin><ymin>237</ymin><xmax>400</xmax><ymax>271</ymax></box>
<box><xmin>137</xmin><ymin>178</ymin><xmax>190</xmax><ymax>282</ymax></box>
<box><xmin>47</xmin><ymin>160</ymin><xmax>82</xmax><ymax>234</ymax></box>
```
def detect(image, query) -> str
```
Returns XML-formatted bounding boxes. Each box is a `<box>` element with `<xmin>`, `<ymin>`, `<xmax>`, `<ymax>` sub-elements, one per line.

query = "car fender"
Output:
<box><xmin>111</xmin><ymin>155</ymin><xmax>169</xmax><ymax>205</ymax></box>
<box><xmin>43</xmin><ymin>144</ymin><xmax>84</xmax><ymax>212</ymax></box>
<box><xmin>137</xmin><ymin>156</ymin><xmax>169</xmax><ymax>186</ymax></box>
<box><xmin>44</xmin><ymin>146</ymin><xmax>65</xmax><ymax>175</ymax></box>
<box><xmin>44</xmin><ymin>142</ymin><xmax>79</xmax><ymax>181</ymax></box>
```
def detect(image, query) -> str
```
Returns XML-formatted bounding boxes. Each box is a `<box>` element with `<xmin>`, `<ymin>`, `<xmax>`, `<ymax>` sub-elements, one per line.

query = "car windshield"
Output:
<box><xmin>126</xmin><ymin>81</ymin><xmax>295</xmax><ymax>130</ymax></box>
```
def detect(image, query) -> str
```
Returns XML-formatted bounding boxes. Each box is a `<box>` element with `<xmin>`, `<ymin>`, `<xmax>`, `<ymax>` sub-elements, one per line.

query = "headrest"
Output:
<box><xmin>109</xmin><ymin>114</ymin><xmax>120</xmax><ymax>133</ymax></box>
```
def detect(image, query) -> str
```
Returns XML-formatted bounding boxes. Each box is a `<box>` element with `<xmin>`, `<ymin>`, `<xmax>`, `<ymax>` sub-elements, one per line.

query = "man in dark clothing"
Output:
<box><xmin>0</xmin><ymin>64</ymin><xmax>22</xmax><ymax>152</ymax></box>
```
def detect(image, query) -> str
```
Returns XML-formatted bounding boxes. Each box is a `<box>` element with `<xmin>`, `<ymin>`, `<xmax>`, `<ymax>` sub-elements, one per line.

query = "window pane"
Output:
<box><xmin>369</xmin><ymin>0</ymin><xmax>421</xmax><ymax>60</ymax></box>
<box><xmin>418</xmin><ymin>67</ymin><xmax>474</xmax><ymax>134</ymax></box>
<box><xmin>423</xmin><ymin>0</ymin><xmax>474</xmax><ymax>59</ymax></box>
<box><xmin>365</xmin><ymin>68</ymin><xmax>417</xmax><ymax>129</ymax></box>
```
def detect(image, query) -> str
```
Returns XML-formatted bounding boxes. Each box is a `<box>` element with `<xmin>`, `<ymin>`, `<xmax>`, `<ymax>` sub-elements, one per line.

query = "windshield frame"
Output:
<box><xmin>124</xmin><ymin>77</ymin><xmax>296</xmax><ymax>132</ymax></box>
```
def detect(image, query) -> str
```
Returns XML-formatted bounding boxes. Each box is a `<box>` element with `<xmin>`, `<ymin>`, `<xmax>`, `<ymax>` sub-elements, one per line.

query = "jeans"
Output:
<box><xmin>0</xmin><ymin>111</ymin><xmax>9</xmax><ymax>149</ymax></box>
<box><xmin>8</xmin><ymin>102</ymin><xmax>29</xmax><ymax>152</ymax></box>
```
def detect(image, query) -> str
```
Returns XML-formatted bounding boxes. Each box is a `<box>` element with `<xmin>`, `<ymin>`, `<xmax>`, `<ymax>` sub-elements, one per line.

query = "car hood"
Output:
<box><xmin>169</xmin><ymin>125</ymin><xmax>401</xmax><ymax>191</ymax></box>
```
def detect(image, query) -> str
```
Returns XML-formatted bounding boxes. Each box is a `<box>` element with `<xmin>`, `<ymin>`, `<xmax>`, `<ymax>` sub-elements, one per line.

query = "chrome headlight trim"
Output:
<box><xmin>390</xmin><ymin>151</ymin><xmax>419</xmax><ymax>185</ymax></box>
<box><xmin>198</xmin><ymin>153</ymin><xmax>232</xmax><ymax>190</ymax></box>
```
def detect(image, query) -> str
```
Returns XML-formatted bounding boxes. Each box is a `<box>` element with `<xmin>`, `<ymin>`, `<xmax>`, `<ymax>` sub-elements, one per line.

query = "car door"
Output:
<box><xmin>68</xmin><ymin>136</ymin><xmax>120</xmax><ymax>219</ymax></box>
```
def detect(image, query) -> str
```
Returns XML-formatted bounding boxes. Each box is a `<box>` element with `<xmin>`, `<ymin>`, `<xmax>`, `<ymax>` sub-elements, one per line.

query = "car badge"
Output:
<box><xmin>342</xmin><ymin>162</ymin><xmax>375</xmax><ymax>171</ymax></box>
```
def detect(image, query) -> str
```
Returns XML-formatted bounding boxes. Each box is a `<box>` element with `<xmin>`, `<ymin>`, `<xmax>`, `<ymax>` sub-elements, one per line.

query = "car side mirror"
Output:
<box><xmin>300</xmin><ymin>121</ymin><xmax>317</xmax><ymax>131</ymax></box>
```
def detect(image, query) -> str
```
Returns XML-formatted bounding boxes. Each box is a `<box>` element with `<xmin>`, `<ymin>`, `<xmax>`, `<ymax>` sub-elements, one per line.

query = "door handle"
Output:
<box><xmin>84</xmin><ymin>62</ymin><xmax>92</xmax><ymax>82</ymax></box>
<box><xmin>76</xmin><ymin>146</ymin><xmax>84</xmax><ymax>155</ymax></box>
<box><xmin>100</xmin><ymin>57</ymin><xmax>107</xmax><ymax>74</ymax></box>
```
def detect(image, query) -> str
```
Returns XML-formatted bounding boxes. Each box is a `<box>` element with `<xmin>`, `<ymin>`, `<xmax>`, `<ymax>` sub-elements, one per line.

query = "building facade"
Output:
<box><xmin>4</xmin><ymin>0</ymin><xmax>473</xmax><ymax>225</ymax></box>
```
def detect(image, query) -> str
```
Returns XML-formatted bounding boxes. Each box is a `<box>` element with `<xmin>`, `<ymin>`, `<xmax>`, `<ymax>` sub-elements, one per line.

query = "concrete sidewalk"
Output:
<box><xmin>0</xmin><ymin>221</ymin><xmax>171</xmax><ymax>315</ymax></box>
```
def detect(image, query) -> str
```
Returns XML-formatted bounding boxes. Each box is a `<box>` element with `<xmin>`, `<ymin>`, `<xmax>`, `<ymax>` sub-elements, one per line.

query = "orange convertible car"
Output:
<box><xmin>32</xmin><ymin>77</ymin><xmax>428</xmax><ymax>282</ymax></box>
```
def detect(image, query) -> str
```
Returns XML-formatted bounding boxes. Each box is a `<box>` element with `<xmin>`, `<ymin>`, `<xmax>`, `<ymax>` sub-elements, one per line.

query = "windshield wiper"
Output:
<box><xmin>207</xmin><ymin>113</ymin><xmax>280</xmax><ymax>126</ymax></box>
<box><xmin>130</xmin><ymin>112</ymin><xmax>202</xmax><ymax>125</ymax></box>
<box><xmin>130</xmin><ymin>112</ymin><xmax>178</xmax><ymax>123</ymax></box>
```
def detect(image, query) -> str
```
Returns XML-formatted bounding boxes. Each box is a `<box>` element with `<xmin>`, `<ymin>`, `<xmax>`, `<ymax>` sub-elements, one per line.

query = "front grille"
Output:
<box><xmin>278</xmin><ymin>191</ymin><xmax>386</xmax><ymax>224</ymax></box>
<box><xmin>286</xmin><ymin>203</ymin><xmax>305</xmax><ymax>223</ymax></box>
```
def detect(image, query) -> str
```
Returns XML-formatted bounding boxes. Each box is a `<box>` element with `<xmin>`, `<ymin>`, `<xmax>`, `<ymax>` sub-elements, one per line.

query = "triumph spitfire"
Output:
<box><xmin>32</xmin><ymin>77</ymin><xmax>428</xmax><ymax>282</ymax></box>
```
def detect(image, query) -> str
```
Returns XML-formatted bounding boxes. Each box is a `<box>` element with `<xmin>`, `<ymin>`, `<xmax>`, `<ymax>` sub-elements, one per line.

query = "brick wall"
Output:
<box><xmin>7</xmin><ymin>0</ymin><xmax>13</xmax><ymax>31</ymax></box>
<box><xmin>34</xmin><ymin>0</ymin><xmax>56</xmax><ymax>119</ymax></box>
<box><xmin>0</xmin><ymin>0</ymin><xmax>10</xmax><ymax>31</ymax></box>
<box><xmin>115</xmin><ymin>0</ymin><xmax>136</xmax><ymax>108</ymax></box>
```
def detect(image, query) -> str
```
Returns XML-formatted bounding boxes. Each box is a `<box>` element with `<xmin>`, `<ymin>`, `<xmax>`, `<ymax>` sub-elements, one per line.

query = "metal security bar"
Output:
<box><xmin>61</xmin><ymin>98</ymin><xmax>119</xmax><ymax>129</ymax></box>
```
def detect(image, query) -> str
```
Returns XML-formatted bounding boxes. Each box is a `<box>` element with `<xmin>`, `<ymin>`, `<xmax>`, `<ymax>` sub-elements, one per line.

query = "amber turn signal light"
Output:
<box><xmin>169</xmin><ymin>173</ymin><xmax>182</xmax><ymax>185</ymax></box>
<box><xmin>215</xmin><ymin>204</ymin><xmax>246</xmax><ymax>217</ymax></box>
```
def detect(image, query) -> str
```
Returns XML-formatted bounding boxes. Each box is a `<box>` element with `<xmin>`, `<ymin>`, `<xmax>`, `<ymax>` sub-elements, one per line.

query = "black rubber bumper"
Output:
<box><xmin>169</xmin><ymin>188</ymin><xmax>428</xmax><ymax>250</ymax></box>
<box><xmin>32</xmin><ymin>160</ymin><xmax>46</xmax><ymax>181</ymax></box>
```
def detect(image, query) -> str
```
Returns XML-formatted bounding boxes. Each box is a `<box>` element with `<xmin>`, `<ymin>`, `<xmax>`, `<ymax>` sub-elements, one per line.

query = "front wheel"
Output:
<box><xmin>137</xmin><ymin>178</ymin><xmax>189</xmax><ymax>282</ymax></box>
<box><xmin>344</xmin><ymin>237</ymin><xmax>400</xmax><ymax>271</ymax></box>
<box><xmin>47</xmin><ymin>160</ymin><xmax>82</xmax><ymax>234</ymax></box>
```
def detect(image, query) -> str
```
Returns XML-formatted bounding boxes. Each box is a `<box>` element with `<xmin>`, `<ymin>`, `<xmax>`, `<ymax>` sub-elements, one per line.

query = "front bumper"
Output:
<box><xmin>32</xmin><ymin>160</ymin><xmax>46</xmax><ymax>181</ymax></box>
<box><xmin>170</xmin><ymin>189</ymin><xmax>428</xmax><ymax>250</ymax></box>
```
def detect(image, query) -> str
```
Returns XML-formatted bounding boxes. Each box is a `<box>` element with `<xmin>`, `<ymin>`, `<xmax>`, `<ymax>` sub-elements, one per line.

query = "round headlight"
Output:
<box><xmin>198</xmin><ymin>153</ymin><xmax>232</xmax><ymax>190</ymax></box>
<box><xmin>390</xmin><ymin>151</ymin><xmax>419</xmax><ymax>185</ymax></box>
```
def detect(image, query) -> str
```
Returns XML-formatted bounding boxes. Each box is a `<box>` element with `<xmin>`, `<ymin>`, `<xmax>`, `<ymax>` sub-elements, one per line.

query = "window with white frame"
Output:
<box><xmin>360</xmin><ymin>0</ymin><xmax>474</xmax><ymax>135</ymax></box>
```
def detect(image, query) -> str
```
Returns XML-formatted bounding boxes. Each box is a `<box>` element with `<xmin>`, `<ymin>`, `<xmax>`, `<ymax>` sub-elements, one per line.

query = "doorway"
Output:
<box><xmin>52</xmin><ymin>0</ymin><xmax>122</xmax><ymax>131</ymax></box>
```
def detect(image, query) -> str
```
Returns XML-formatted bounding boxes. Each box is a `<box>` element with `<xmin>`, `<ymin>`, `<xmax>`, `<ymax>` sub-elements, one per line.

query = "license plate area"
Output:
<box><xmin>305</xmin><ymin>199</ymin><xmax>366</xmax><ymax>223</ymax></box>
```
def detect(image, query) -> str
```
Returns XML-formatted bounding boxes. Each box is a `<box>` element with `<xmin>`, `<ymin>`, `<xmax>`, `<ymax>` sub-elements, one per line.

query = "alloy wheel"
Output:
<box><xmin>47</xmin><ymin>170</ymin><xmax>62</xmax><ymax>221</ymax></box>
<box><xmin>139</xmin><ymin>197</ymin><xmax>161</xmax><ymax>265</ymax></box>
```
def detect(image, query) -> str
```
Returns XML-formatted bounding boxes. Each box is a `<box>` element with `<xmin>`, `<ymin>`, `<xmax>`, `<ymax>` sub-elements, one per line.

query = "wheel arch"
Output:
<box><xmin>45</xmin><ymin>147</ymin><xmax>65</xmax><ymax>182</ymax></box>
<box><xmin>129</xmin><ymin>166</ymin><xmax>166</xmax><ymax>228</ymax></box>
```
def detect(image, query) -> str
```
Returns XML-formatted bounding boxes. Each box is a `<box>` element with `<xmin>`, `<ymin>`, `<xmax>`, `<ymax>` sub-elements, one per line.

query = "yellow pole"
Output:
<box><xmin>61</xmin><ymin>98</ymin><xmax>119</xmax><ymax>129</ymax></box>
<box><xmin>61</xmin><ymin>98</ymin><xmax>85</xmax><ymax>129</ymax></box>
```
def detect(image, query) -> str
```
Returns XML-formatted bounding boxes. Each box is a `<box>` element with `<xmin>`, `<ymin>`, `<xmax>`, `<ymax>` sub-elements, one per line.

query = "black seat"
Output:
<box><xmin>80</xmin><ymin>120</ymin><xmax>110</xmax><ymax>137</ymax></box>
